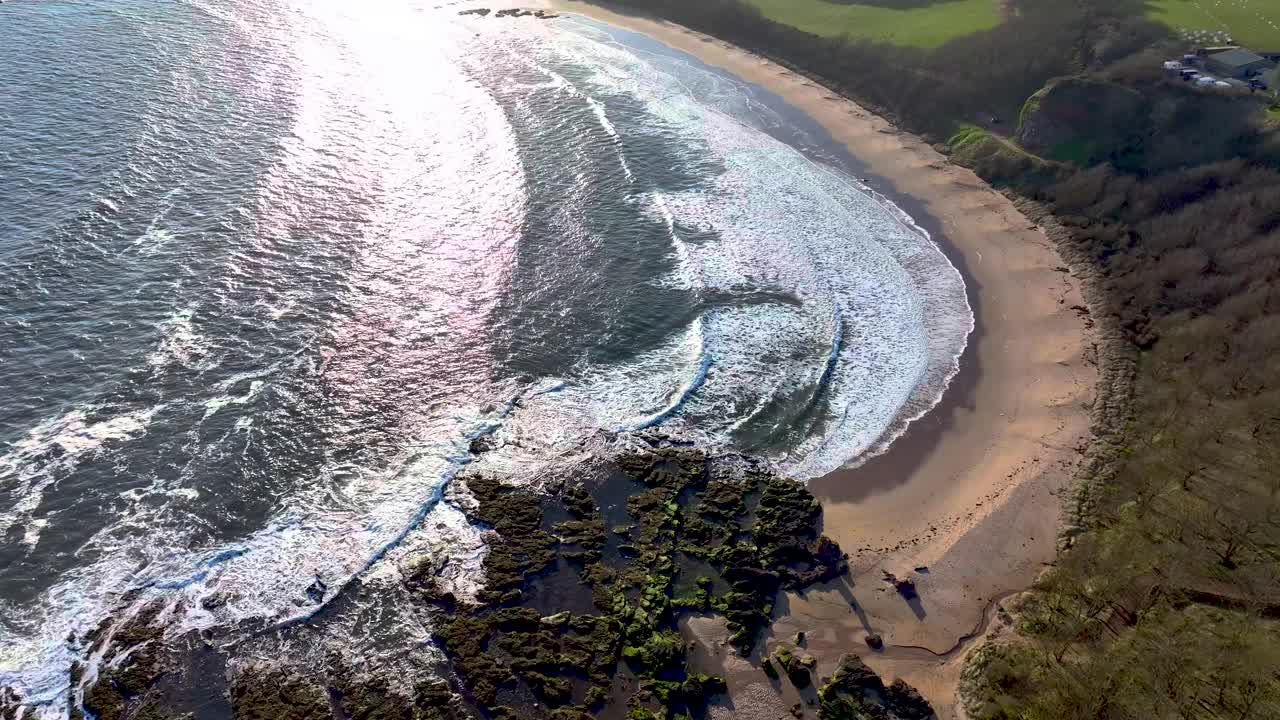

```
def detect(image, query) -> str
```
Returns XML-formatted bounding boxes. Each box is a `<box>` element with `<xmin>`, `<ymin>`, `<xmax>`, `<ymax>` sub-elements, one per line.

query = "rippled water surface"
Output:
<box><xmin>0</xmin><ymin>0</ymin><xmax>971</xmax><ymax>712</ymax></box>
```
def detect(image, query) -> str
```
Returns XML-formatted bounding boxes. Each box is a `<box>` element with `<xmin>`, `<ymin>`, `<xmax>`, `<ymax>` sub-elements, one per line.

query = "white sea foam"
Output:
<box><xmin>127</xmin><ymin>187</ymin><xmax>183</xmax><ymax>256</ymax></box>
<box><xmin>0</xmin><ymin>405</ymin><xmax>169</xmax><ymax>716</ymax></box>
<box><xmin>0</xmin><ymin>406</ymin><xmax>161</xmax><ymax>545</ymax></box>
<box><xmin>649</xmin><ymin>192</ymin><xmax>698</xmax><ymax>289</ymax></box>
<box><xmin>0</xmin><ymin>407</ymin><xmax>501</xmax><ymax>718</ymax></box>
<box><xmin>0</xmin><ymin>4</ymin><xmax>535</xmax><ymax>715</ymax></box>
<box><xmin>202</xmin><ymin>379</ymin><xmax>264</xmax><ymax>418</ymax></box>
<box><xmin>508</xmin><ymin>51</ymin><xmax>635</xmax><ymax>182</ymax></box>
<box><xmin>147</xmin><ymin>306</ymin><xmax>212</xmax><ymax>371</ymax></box>
<box><xmin>504</xmin><ymin>20</ymin><xmax>973</xmax><ymax>477</ymax></box>
<box><xmin>129</xmin><ymin>226</ymin><xmax>175</xmax><ymax>254</ymax></box>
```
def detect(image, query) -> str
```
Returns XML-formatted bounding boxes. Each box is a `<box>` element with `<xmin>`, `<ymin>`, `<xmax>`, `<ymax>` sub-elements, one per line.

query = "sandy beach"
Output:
<box><xmin>539</xmin><ymin>3</ymin><xmax>1099</xmax><ymax>717</ymax></box>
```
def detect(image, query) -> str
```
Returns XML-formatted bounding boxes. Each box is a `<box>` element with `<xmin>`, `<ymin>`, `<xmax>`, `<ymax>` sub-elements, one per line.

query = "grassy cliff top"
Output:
<box><xmin>742</xmin><ymin>0</ymin><xmax>1002</xmax><ymax>48</ymax></box>
<box><xmin>1147</xmin><ymin>0</ymin><xmax>1280</xmax><ymax>49</ymax></box>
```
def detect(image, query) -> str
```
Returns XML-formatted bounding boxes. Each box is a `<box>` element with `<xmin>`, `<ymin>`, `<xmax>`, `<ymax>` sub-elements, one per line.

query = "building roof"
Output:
<box><xmin>1208</xmin><ymin>48</ymin><xmax>1268</xmax><ymax>68</ymax></box>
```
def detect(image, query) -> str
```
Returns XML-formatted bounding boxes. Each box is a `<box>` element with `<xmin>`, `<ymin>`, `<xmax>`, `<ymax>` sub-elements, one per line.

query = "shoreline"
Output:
<box><xmin>547</xmin><ymin>3</ymin><xmax>1099</xmax><ymax>717</ymax></box>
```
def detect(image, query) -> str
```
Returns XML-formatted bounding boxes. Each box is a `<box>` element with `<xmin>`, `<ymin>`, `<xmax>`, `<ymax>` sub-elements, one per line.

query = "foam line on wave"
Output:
<box><xmin>33</xmin><ymin>391</ymin><xmax>526</xmax><ymax>718</ymax></box>
<box><xmin>616</xmin><ymin>315</ymin><xmax>713</xmax><ymax>433</ymax></box>
<box><xmin>489</xmin><ymin>37</ymin><xmax>636</xmax><ymax>184</ymax></box>
<box><xmin>804</xmin><ymin>164</ymin><xmax>975</xmax><ymax>471</ymax></box>
<box><xmin>239</xmin><ymin>382</ymin><xmax>552</xmax><ymax>635</ymax></box>
<box><xmin>0</xmin><ymin>379</ymin><xmax>529</xmax><ymax>716</ymax></box>
<box><xmin>550</xmin><ymin>25</ymin><xmax>922</xmax><ymax>466</ymax></box>
<box><xmin>156</xmin><ymin>386</ymin><xmax>534</xmax><ymax>635</ymax></box>
<box><xmin>557</xmin><ymin>25</ymin><xmax>972</xmax><ymax>477</ymax></box>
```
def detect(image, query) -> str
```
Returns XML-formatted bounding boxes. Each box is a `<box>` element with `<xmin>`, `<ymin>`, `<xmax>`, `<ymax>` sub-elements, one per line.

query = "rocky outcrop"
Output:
<box><xmin>52</xmin><ymin>442</ymin><xmax>852</xmax><ymax>720</ymax></box>
<box><xmin>494</xmin><ymin>8</ymin><xmax>557</xmax><ymax>18</ymax></box>
<box><xmin>422</xmin><ymin>443</ymin><xmax>849</xmax><ymax>717</ymax></box>
<box><xmin>1015</xmin><ymin>78</ymin><xmax>1145</xmax><ymax>166</ymax></box>
<box><xmin>882</xmin><ymin>571</ymin><xmax>918</xmax><ymax>599</ymax></box>
<box><xmin>228</xmin><ymin>665</ymin><xmax>330</xmax><ymax>720</ymax></box>
<box><xmin>0</xmin><ymin>688</ymin><xmax>21</xmax><ymax>720</ymax></box>
<box><xmin>817</xmin><ymin>654</ymin><xmax>936</xmax><ymax>720</ymax></box>
<box><xmin>771</xmin><ymin>646</ymin><xmax>814</xmax><ymax>689</ymax></box>
<box><xmin>77</xmin><ymin>599</ymin><xmax>173</xmax><ymax>720</ymax></box>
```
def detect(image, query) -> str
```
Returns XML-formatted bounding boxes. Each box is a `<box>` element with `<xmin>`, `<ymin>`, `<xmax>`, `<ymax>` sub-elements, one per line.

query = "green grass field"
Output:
<box><xmin>1148</xmin><ymin>0</ymin><xmax>1280</xmax><ymax>49</ymax></box>
<box><xmin>742</xmin><ymin>0</ymin><xmax>1002</xmax><ymax>49</ymax></box>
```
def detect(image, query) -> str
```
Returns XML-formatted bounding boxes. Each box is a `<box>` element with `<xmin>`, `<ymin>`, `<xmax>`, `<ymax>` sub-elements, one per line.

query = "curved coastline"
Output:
<box><xmin>0</xmin><ymin>3</ymin><xmax>1119</xmax><ymax>717</ymax></box>
<box><xmin>544</xmin><ymin>2</ymin><xmax>1102</xmax><ymax>716</ymax></box>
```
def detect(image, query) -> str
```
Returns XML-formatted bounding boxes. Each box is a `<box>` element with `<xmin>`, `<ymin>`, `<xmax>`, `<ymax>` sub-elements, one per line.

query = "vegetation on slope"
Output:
<box><xmin>596</xmin><ymin>0</ymin><xmax>1165</xmax><ymax>138</ymax></box>
<box><xmin>946</xmin><ymin>124</ymin><xmax>1059</xmax><ymax>185</ymax></box>
<box><xmin>955</xmin><ymin>156</ymin><xmax>1280</xmax><ymax>718</ymax></box>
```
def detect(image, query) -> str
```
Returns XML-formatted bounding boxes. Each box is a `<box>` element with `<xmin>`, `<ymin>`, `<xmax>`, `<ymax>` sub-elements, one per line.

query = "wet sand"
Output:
<box><xmin>538</xmin><ymin>3</ymin><xmax>1098</xmax><ymax>717</ymax></box>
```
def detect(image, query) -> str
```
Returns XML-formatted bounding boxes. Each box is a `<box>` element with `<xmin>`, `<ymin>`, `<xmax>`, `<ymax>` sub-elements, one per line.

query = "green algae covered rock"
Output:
<box><xmin>230</xmin><ymin>666</ymin><xmax>330</xmax><ymax>720</ymax></box>
<box><xmin>817</xmin><ymin>654</ymin><xmax>937</xmax><ymax>720</ymax></box>
<box><xmin>68</xmin><ymin>441</ymin><xmax>851</xmax><ymax>720</ymax></box>
<box><xmin>425</xmin><ymin>443</ymin><xmax>848</xmax><ymax>716</ymax></box>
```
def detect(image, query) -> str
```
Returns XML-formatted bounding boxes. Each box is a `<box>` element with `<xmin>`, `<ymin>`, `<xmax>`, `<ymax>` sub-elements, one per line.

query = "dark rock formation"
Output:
<box><xmin>79</xmin><ymin>600</ymin><xmax>171</xmax><ymax>720</ymax></box>
<box><xmin>817</xmin><ymin>654</ymin><xmax>936</xmax><ymax>720</ymax></box>
<box><xmin>422</xmin><ymin>444</ymin><xmax>848</xmax><ymax>716</ymax></box>
<box><xmin>772</xmin><ymin>646</ymin><xmax>813</xmax><ymax>689</ymax></box>
<box><xmin>304</xmin><ymin>575</ymin><xmax>326</xmax><ymax>604</ymax></box>
<box><xmin>229</xmin><ymin>665</ymin><xmax>330</xmax><ymax>720</ymax></box>
<box><xmin>883</xmin><ymin>571</ymin><xmax>918</xmax><ymax>599</ymax></box>
<box><xmin>0</xmin><ymin>690</ymin><xmax>19</xmax><ymax>720</ymax></box>
<box><xmin>493</xmin><ymin>8</ymin><xmax>558</xmax><ymax>19</ymax></box>
<box><xmin>468</xmin><ymin>435</ymin><xmax>496</xmax><ymax>455</ymax></box>
<box><xmin>66</xmin><ymin>443</ymin><xmax>848</xmax><ymax>719</ymax></box>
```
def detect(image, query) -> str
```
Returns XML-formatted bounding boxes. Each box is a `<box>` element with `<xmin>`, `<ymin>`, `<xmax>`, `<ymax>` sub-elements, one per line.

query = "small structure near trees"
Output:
<box><xmin>1205</xmin><ymin>48</ymin><xmax>1273</xmax><ymax>78</ymax></box>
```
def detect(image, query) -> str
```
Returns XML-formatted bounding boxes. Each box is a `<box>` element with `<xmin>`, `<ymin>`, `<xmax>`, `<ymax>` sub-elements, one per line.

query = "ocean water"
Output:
<box><xmin>0</xmin><ymin>0</ymin><xmax>972</xmax><ymax>713</ymax></box>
